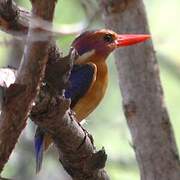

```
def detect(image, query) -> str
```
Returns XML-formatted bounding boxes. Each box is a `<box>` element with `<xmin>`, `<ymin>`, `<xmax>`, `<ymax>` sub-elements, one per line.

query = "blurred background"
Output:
<box><xmin>1</xmin><ymin>0</ymin><xmax>180</xmax><ymax>179</ymax></box>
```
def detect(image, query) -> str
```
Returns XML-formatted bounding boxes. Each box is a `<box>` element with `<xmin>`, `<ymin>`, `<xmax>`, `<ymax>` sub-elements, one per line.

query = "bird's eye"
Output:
<box><xmin>103</xmin><ymin>34</ymin><xmax>114</xmax><ymax>43</ymax></box>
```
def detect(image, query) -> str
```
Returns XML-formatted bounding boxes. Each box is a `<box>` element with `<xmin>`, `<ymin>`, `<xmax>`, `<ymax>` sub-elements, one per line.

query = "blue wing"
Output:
<box><xmin>65</xmin><ymin>63</ymin><xmax>96</xmax><ymax>108</ymax></box>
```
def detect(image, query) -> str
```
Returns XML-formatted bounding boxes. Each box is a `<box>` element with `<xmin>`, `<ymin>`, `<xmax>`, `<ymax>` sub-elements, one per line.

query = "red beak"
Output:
<box><xmin>116</xmin><ymin>34</ymin><xmax>150</xmax><ymax>47</ymax></box>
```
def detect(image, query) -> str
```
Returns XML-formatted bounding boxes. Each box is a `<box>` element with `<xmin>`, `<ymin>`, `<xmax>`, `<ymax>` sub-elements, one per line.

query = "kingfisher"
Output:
<box><xmin>34</xmin><ymin>29</ymin><xmax>150</xmax><ymax>173</ymax></box>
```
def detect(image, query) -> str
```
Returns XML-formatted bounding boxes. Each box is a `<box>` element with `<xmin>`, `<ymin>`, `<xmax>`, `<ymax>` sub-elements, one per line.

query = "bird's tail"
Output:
<box><xmin>34</xmin><ymin>127</ymin><xmax>44</xmax><ymax>173</ymax></box>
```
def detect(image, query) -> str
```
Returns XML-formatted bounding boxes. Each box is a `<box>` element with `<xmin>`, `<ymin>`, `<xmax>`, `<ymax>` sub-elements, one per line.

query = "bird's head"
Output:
<box><xmin>72</xmin><ymin>29</ymin><xmax>150</xmax><ymax>64</ymax></box>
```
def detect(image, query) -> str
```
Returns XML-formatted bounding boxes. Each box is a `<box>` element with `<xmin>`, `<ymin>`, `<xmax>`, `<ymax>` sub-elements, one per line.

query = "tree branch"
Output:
<box><xmin>0</xmin><ymin>0</ymin><xmax>29</xmax><ymax>36</ymax></box>
<box><xmin>100</xmin><ymin>0</ymin><xmax>180</xmax><ymax>180</ymax></box>
<box><xmin>0</xmin><ymin>0</ymin><xmax>56</xmax><ymax>173</ymax></box>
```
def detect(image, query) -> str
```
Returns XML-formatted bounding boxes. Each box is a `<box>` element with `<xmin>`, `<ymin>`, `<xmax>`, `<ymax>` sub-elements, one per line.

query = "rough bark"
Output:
<box><xmin>0</xmin><ymin>1</ymin><xmax>110</xmax><ymax>179</ymax></box>
<box><xmin>100</xmin><ymin>0</ymin><xmax>180</xmax><ymax>180</ymax></box>
<box><xmin>0</xmin><ymin>0</ymin><xmax>56</xmax><ymax>173</ymax></box>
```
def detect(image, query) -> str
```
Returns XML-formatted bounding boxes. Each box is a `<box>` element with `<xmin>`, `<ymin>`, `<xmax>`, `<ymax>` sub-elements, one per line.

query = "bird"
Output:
<box><xmin>34</xmin><ymin>29</ymin><xmax>150</xmax><ymax>173</ymax></box>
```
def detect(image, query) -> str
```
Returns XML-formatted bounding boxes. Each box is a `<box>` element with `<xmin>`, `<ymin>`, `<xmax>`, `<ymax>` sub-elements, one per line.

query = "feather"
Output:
<box><xmin>65</xmin><ymin>63</ymin><xmax>96</xmax><ymax>108</ymax></box>
<box><xmin>34</xmin><ymin>127</ymin><xmax>44</xmax><ymax>173</ymax></box>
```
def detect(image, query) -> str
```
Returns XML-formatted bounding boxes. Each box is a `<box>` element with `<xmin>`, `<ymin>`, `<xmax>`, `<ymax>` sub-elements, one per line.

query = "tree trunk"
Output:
<box><xmin>100</xmin><ymin>0</ymin><xmax>180</xmax><ymax>180</ymax></box>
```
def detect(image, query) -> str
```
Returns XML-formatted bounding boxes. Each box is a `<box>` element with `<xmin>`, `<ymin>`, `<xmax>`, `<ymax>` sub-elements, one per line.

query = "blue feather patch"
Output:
<box><xmin>34</xmin><ymin>128</ymin><xmax>44</xmax><ymax>173</ymax></box>
<box><xmin>65</xmin><ymin>64</ymin><xmax>95</xmax><ymax>107</ymax></box>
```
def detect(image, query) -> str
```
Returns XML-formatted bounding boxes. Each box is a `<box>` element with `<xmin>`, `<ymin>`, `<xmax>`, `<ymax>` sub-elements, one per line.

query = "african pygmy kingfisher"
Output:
<box><xmin>35</xmin><ymin>29</ymin><xmax>150</xmax><ymax>172</ymax></box>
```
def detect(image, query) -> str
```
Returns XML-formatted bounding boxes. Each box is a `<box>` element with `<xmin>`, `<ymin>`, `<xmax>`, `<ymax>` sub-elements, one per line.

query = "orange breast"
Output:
<box><xmin>73</xmin><ymin>62</ymin><xmax>108</xmax><ymax>122</ymax></box>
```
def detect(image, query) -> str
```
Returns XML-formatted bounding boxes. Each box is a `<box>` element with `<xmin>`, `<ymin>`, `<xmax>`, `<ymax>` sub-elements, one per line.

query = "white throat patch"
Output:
<box><xmin>76</xmin><ymin>49</ymin><xmax>95</xmax><ymax>64</ymax></box>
